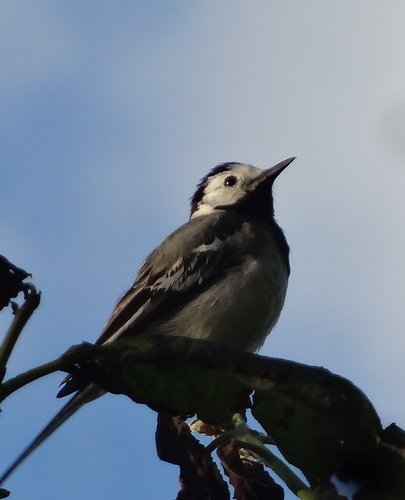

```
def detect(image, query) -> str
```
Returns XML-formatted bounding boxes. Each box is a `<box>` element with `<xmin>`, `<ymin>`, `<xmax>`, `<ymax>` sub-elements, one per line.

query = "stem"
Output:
<box><xmin>234</xmin><ymin>435</ymin><xmax>310</xmax><ymax>496</ymax></box>
<box><xmin>208</xmin><ymin>412</ymin><xmax>312</xmax><ymax>498</ymax></box>
<box><xmin>0</xmin><ymin>343</ymin><xmax>95</xmax><ymax>402</ymax></box>
<box><xmin>0</xmin><ymin>357</ymin><xmax>65</xmax><ymax>402</ymax></box>
<box><xmin>0</xmin><ymin>284</ymin><xmax>41</xmax><ymax>380</ymax></box>
<box><xmin>205</xmin><ymin>427</ymin><xmax>242</xmax><ymax>453</ymax></box>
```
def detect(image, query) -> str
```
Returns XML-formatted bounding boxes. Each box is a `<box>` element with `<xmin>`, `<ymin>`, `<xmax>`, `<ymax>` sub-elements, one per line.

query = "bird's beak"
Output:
<box><xmin>251</xmin><ymin>157</ymin><xmax>296</xmax><ymax>190</ymax></box>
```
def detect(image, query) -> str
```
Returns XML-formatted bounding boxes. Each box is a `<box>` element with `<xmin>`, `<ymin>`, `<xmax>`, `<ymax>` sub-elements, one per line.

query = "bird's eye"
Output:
<box><xmin>224</xmin><ymin>175</ymin><xmax>238</xmax><ymax>187</ymax></box>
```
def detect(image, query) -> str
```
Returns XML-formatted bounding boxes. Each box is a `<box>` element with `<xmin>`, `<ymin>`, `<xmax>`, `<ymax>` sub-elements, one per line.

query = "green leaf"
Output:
<box><xmin>251</xmin><ymin>361</ymin><xmax>381</xmax><ymax>483</ymax></box>
<box><xmin>85</xmin><ymin>335</ymin><xmax>251</xmax><ymax>423</ymax></box>
<box><xmin>75</xmin><ymin>335</ymin><xmax>382</xmax><ymax>485</ymax></box>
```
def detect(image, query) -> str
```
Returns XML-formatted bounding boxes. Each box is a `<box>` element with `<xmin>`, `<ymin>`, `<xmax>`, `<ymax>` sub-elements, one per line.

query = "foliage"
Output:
<box><xmin>68</xmin><ymin>334</ymin><xmax>405</xmax><ymax>498</ymax></box>
<box><xmin>1</xmin><ymin>255</ymin><xmax>405</xmax><ymax>499</ymax></box>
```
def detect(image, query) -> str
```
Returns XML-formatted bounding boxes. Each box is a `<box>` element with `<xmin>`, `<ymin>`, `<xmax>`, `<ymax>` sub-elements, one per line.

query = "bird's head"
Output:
<box><xmin>190</xmin><ymin>157</ymin><xmax>295</xmax><ymax>220</ymax></box>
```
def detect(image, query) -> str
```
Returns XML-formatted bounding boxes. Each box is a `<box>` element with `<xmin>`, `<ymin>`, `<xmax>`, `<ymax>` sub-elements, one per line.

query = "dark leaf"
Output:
<box><xmin>251</xmin><ymin>362</ymin><xmax>381</xmax><ymax>484</ymax></box>
<box><xmin>0</xmin><ymin>256</ymin><xmax>31</xmax><ymax>311</ymax></box>
<box><xmin>156</xmin><ymin>414</ymin><xmax>230</xmax><ymax>500</ymax></box>
<box><xmin>78</xmin><ymin>335</ymin><xmax>251</xmax><ymax>423</ymax></box>
<box><xmin>380</xmin><ymin>422</ymin><xmax>405</xmax><ymax>453</ymax></box>
<box><xmin>218</xmin><ymin>440</ymin><xmax>284</xmax><ymax>500</ymax></box>
<box><xmin>353</xmin><ymin>443</ymin><xmax>405</xmax><ymax>499</ymax></box>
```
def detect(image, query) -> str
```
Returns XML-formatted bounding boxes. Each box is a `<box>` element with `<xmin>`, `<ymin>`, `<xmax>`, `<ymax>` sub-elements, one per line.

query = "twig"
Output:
<box><xmin>206</xmin><ymin>427</ymin><xmax>274</xmax><ymax>454</ymax></box>
<box><xmin>0</xmin><ymin>343</ymin><xmax>95</xmax><ymax>402</ymax></box>
<box><xmin>233</xmin><ymin>436</ymin><xmax>311</xmax><ymax>497</ymax></box>
<box><xmin>0</xmin><ymin>357</ymin><xmax>65</xmax><ymax>402</ymax></box>
<box><xmin>207</xmin><ymin>412</ymin><xmax>312</xmax><ymax>498</ymax></box>
<box><xmin>0</xmin><ymin>284</ymin><xmax>41</xmax><ymax>381</ymax></box>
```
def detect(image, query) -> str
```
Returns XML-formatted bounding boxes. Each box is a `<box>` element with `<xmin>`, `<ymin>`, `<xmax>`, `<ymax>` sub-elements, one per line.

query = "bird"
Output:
<box><xmin>0</xmin><ymin>156</ymin><xmax>295</xmax><ymax>484</ymax></box>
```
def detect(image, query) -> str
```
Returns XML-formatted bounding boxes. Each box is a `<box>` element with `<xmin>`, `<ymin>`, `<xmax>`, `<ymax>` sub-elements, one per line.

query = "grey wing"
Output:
<box><xmin>96</xmin><ymin>218</ymin><xmax>238</xmax><ymax>345</ymax></box>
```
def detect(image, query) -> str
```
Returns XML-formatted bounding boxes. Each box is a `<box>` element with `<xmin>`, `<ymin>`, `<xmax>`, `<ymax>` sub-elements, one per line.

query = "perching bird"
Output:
<box><xmin>0</xmin><ymin>156</ymin><xmax>294</xmax><ymax>484</ymax></box>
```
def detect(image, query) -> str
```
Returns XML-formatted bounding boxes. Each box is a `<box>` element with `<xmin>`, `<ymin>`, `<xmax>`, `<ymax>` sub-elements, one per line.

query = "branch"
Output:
<box><xmin>0</xmin><ymin>284</ymin><xmax>41</xmax><ymax>381</ymax></box>
<box><xmin>0</xmin><ymin>343</ymin><xmax>95</xmax><ymax>402</ymax></box>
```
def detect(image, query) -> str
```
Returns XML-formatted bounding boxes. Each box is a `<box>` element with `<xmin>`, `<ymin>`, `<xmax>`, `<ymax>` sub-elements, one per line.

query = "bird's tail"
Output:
<box><xmin>0</xmin><ymin>384</ymin><xmax>104</xmax><ymax>485</ymax></box>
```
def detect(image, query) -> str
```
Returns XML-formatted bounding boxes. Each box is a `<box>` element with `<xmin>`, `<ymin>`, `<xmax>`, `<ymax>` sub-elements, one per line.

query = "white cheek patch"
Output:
<box><xmin>191</xmin><ymin>202</ymin><xmax>216</xmax><ymax>218</ymax></box>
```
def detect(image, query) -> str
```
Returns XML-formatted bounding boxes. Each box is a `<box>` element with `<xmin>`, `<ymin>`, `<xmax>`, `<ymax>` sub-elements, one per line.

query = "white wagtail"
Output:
<box><xmin>0</xmin><ymin>156</ymin><xmax>295</xmax><ymax>484</ymax></box>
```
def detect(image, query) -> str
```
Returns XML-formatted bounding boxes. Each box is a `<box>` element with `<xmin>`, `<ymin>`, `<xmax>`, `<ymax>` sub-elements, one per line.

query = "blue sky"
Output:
<box><xmin>1</xmin><ymin>2</ymin><xmax>405</xmax><ymax>499</ymax></box>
